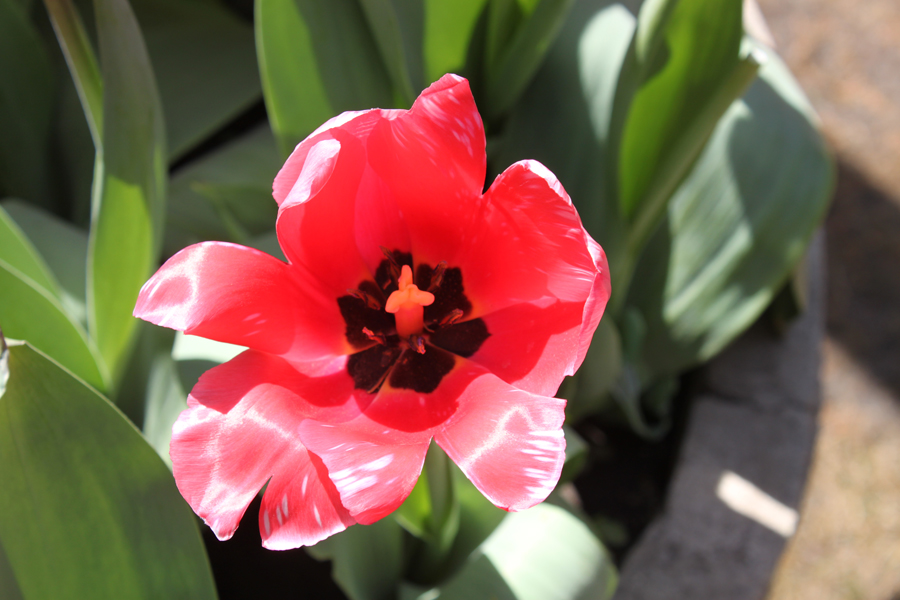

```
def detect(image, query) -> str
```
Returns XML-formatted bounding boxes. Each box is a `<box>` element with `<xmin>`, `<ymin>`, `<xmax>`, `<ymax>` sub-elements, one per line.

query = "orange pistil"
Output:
<box><xmin>385</xmin><ymin>265</ymin><xmax>434</xmax><ymax>337</ymax></box>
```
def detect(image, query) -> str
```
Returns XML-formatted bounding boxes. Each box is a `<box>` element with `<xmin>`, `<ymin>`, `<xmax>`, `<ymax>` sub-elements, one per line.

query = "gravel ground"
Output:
<box><xmin>756</xmin><ymin>0</ymin><xmax>900</xmax><ymax>598</ymax></box>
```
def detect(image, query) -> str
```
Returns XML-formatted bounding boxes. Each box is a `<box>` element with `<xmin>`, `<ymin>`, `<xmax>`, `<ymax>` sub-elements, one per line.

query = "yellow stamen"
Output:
<box><xmin>385</xmin><ymin>265</ymin><xmax>434</xmax><ymax>337</ymax></box>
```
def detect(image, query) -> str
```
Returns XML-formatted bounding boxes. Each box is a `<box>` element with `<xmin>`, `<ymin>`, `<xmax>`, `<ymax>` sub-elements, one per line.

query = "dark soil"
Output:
<box><xmin>573</xmin><ymin>377</ymin><xmax>695</xmax><ymax>564</ymax></box>
<box><xmin>202</xmin><ymin>496</ymin><xmax>347</xmax><ymax>600</ymax></box>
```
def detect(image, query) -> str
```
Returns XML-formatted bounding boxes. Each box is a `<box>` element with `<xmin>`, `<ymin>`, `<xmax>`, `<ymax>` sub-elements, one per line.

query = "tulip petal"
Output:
<box><xmin>458</xmin><ymin>160</ymin><xmax>603</xmax><ymax>317</ymax></box>
<box><xmin>471</xmin><ymin>301</ymin><xmax>585</xmax><ymax>397</ymax></box>
<box><xmin>275</xmin><ymin>111</ymin><xmax>412</xmax><ymax>293</ymax></box>
<box><xmin>259</xmin><ymin>451</ymin><xmax>355</xmax><ymax>550</ymax></box>
<box><xmin>367</xmin><ymin>74</ymin><xmax>487</xmax><ymax>267</ymax></box>
<box><xmin>435</xmin><ymin>369</ymin><xmax>567</xmax><ymax>512</ymax></box>
<box><xmin>170</xmin><ymin>351</ymin><xmax>365</xmax><ymax>544</ymax></box>
<box><xmin>576</xmin><ymin>239</ymin><xmax>612</xmax><ymax>372</ymax></box>
<box><xmin>298</xmin><ymin>415</ymin><xmax>431</xmax><ymax>525</ymax></box>
<box><xmin>134</xmin><ymin>241</ymin><xmax>348</xmax><ymax>360</ymax></box>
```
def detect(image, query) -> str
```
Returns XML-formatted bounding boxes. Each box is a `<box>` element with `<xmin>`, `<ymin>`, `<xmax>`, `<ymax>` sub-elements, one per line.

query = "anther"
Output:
<box><xmin>380</xmin><ymin>246</ymin><xmax>402</xmax><ymax>286</ymax></box>
<box><xmin>348</xmin><ymin>288</ymin><xmax>382</xmax><ymax>311</ymax></box>
<box><xmin>439</xmin><ymin>308</ymin><xmax>464</xmax><ymax>327</ymax></box>
<box><xmin>408</xmin><ymin>335</ymin><xmax>426</xmax><ymax>354</ymax></box>
<box><xmin>362</xmin><ymin>327</ymin><xmax>387</xmax><ymax>345</ymax></box>
<box><xmin>428</xmin><ymin>261</ymin><xmax>448</xmax><ymax>291</ymax></box>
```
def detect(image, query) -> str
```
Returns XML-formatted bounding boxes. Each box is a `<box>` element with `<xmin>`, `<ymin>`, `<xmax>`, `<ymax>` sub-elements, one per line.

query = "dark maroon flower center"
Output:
<box><xmin>337</xmin><ymin>249</ymin><xmax>489</xmax><ymax>394</ymax></box>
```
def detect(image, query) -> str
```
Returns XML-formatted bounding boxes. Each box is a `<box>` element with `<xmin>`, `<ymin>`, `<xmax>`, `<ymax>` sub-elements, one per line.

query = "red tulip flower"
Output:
<box><xmin>134</xmin><ymin>74</ymin><xmax>610</xmax><ymax>550</ymax></box>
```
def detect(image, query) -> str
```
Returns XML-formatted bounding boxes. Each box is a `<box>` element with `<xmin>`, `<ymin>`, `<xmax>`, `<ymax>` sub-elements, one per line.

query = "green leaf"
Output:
<box><xmin>307</xmin><ymin>518</ymin><xmax>405</xmax><ymax>600</ymax></box>
<box><xmin>423</xmin><ymin>0</ymin><xmax>487</xmax><ymax>83</ymax></box>
<box><xmin>407</xmin><ymin>503</ymin><xmax>617</xmax><ymax>600</ymax></box>
<box><xmin>130</xmin><ymin>0</ymin><xmax>261</xmax><ymax>160</ymax></box>
<box><xmin>560</xmin><ymin>425</ymin><xmax>588</xmax><ymax>482</ymax></box>
<box><xmin>611</xmin><ymin>0</ymin><xmax>759</xmax><ymax>261</ymax></box>
<box><xmin>494</xmin><ymin>1</ymin><xmax>634</xmax><ymax>266</ymax></box>
<box><xmin>44</xmin><ymin>0</ymin><xmax>104</xmax><ymax>146</ymax></box>
<box><xmin>2</xmin><ymin>200</ymin><xmax>89</xmax><ymax>326</ymax></box>
<box><xmin>565</xmin><ymin>315</ymin><xmax>623</xmax><ymax>423</ymax></box>
<box><xmin>0</xmin><ymin>339</ymin><xmax>217</xmax><ymax>599</ymax></box>
<box><xmin>87</xmin><ymin>0</ymin><xmax>167</xmax><ymax>386</ymax></box>
<box><xmin>627</xmin><ymin>49</ymin><xmax>834</xmax><ymax>378</ymax></box>
<box><xmin>143</xmin><ymin>351</ymin><xmax>186</xmax><ymax>468</ymax></box>
<box><xmin>0</xmin><ymin>211</ymin><xmax>107</xmax><ymax>390</ymax></box>
<box><xmin>256</xmin><ymin>0</ymin><xmax>394</xmax><ymax>155</ymax></box>
<box><xmin>483</xmin><ymin>0</ymin><xmax>576</xmax><ymax>119</ymax></box>
<box><xmin>0</xmin><ymin>0</ymin><xmax>55</xmax><ymax>207</ymax></box>
<box><xmin>164</xmin><ymin>124</ymin><xmax>280</xmax><ymax>254</ymax></box>
<box><xmin>359</xmin><ymin>0</ymin><xmax>425</xmax><ymax>105</ymax></box>
<box><xmin>0</xmin><ymin>204</ymin><xmax>61</xmax><ymax>298</ymax></box>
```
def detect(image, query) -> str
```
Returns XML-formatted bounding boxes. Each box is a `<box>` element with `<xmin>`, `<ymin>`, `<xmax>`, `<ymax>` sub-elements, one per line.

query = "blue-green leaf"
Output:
<box><xmin>307</xmin><ymin>518</ymin><xmax>405</xmax><ymax>600</ymax></box>
<box><xmin>405</xmin><ymin>503</ymin><xmax>617</xmax><ymax>600</ymax></box>
<box><xmin>627</xmin><ymin>49</ymin><xmax>834</xmax><ymax>378</ymax></box>
<box><xmin>0</xmin><ymin>203</ymin><xmax>106</xmax><ymax>390</ymax></box>
<box><xmin>0</xmin><ymin>203</ymin><xmax>60</xmax><ymax>298</ymax></box>
<box><xmin>130</xmin><ymin>0</ymin><xmax>261</xmax><ymax>159</ymax></box>
<box><xmin>164</xmin><ymin>124</ymin><xmax>280</xmax><ymax>254</ymax></box>
<box><xmin>0</xmin><ymin>338</ymin><xmax>217</xmax><ymax>599</ymax></box>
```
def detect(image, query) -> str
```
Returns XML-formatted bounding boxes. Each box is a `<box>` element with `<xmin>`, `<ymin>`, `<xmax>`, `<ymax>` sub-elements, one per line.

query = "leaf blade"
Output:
<box><xmin>87</xmin><ymin>0</ymin><xmax>167</xmax><ymax>386</ymax></box>
<box><xmin>0</xmin><ymin>340</ymin><xmax>217</xmax><ymax>599</ymax></box>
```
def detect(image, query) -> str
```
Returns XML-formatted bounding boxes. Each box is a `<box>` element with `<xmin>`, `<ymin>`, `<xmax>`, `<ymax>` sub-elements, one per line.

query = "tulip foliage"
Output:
<box><xmin>0</xmin><ymin>0</ymin><xmax>831</xmax><ymax>599</ymax></box>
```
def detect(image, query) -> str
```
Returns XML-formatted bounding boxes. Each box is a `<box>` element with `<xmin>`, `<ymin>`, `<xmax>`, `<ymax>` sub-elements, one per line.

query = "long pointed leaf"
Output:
<box><xmin>44</xmin><ymin>0</ymin><xmax>104</xmax><ymax>145</ymax></box>
<box><xmin>87</xmin><ymin>0</ymin><xmax>167</xmax><ymax>386</ymax></box>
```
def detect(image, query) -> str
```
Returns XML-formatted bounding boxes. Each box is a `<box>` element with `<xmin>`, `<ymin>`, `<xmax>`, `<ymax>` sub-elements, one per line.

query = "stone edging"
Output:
<box><xmin>614</xmin><ymin>232</ymin><xmax>825</xmax><ymax>600</ymax></box>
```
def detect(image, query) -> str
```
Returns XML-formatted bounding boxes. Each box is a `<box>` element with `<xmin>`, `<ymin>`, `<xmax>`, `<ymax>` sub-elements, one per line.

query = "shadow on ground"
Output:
<box><xmin>826</xmin><ymin>159</ymin><xmax>900</xmax><ymax>400</ymax></box>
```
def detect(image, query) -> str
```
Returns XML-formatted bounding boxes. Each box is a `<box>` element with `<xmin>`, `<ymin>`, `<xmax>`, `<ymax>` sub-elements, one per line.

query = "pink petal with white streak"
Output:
<box><xmin>435</xmin><ymin>367</ymin><xmax>567</xmax><ymax>512</ymax></box>
<box><xmin>298</xmin><ymin>415</ymin><xmax>431</xmax><ymax>524</ymax></box>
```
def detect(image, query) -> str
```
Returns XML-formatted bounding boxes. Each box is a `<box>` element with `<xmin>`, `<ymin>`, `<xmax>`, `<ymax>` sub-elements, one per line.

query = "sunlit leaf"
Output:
<box><xmin>87</xmin><ymin>0</ymin><xmax>167</xmax><ymax>386</ymax></box>
<box><xmin>494</xmin><ymin>1</ymin><xmax>633</xmax><ymax>264</ymax></box>
<box><xmin>0</xmin><ymin>339</ymin><xmax>217</xmax><ymax>599</ymax></box>
<box><xmin>423</xmin><ymin>0</ymin><xmax>487</xmax><ymax>83</ymax></box>
<box><xmin>0</xmin><ymin>0</ymin><xmax>55</xmax><ymax>207</ymax></box>
<box><xmin>627</xmin><ymin>49</ymin><xmax>833</xmax><ymax>378</ymax></box>
<box><xmin>611</xmin><ymin>0</ymin><xmax>759</xmax><ymax>263</ymax></box>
